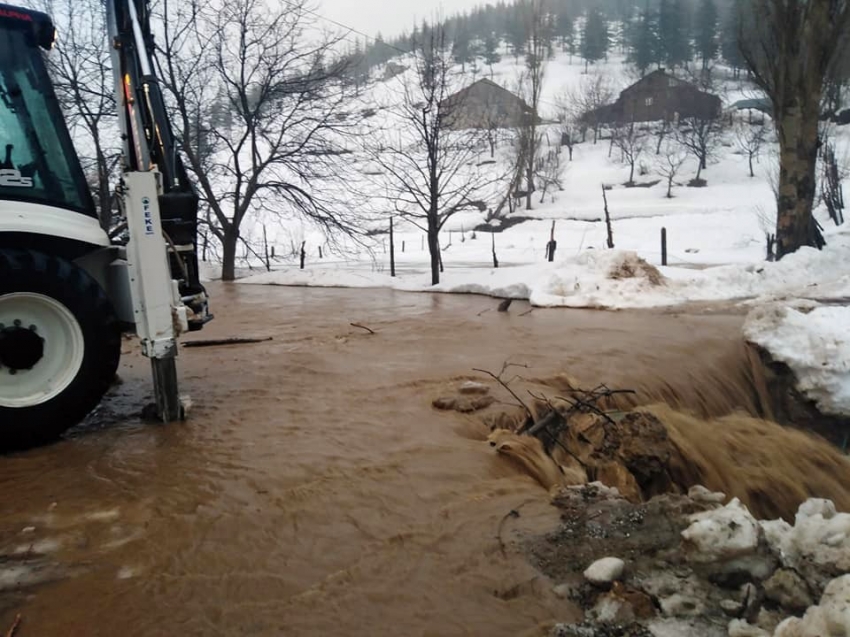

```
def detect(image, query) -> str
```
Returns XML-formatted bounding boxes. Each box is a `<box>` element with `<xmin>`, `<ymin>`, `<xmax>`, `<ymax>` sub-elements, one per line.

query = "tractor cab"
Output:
<box><xmin>0</xmin><ymin>4</ymin><xmax>97</xmax><ymax>220</ymax></box>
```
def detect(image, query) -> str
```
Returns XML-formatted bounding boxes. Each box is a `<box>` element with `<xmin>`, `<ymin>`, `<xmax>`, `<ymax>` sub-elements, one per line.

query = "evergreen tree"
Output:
<box><xmin>555</xmin><ymin>3</ymin><xmax>575</xmax><ymax>51</ymax></box>
<box><xmin>507</xmin><ymin>4</ymin><xmax>528</xmax><ymax>60</ymax></box>
<box><xmin>581</xmin><ymin>7</ymin><xmax>609</xmax><ymax>71</ymax></box>
<box><xmin>452</xmin><ymin>22</ymin><xmax>473</xmax><ymax>71</ymax></box>
<box><xmin>483</xmin><ymin>31</ymin><xmax>502</xmax><ymax>68</ymax></box>
<box><xmin>657</xmin><ymin>0</ymin><xmax>691</xmax><ymax>68</ymax></box>
<box><xmin>628</xmin><ymin>7</ymin><xmax>659</xmax><ymax>75</ymax></box>
<box><xmin>694</xmin><ymin>0</ymin><xmax>718</xmax><ymax>69</ymax></box>
<box><xmin>719</xmin><ymin>5</ymin><xmax>745</xmax><ymax>77</ymax></box>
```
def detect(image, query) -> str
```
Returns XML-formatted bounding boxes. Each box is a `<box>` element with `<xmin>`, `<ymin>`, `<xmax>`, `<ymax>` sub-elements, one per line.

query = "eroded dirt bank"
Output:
<box><xmin>0</xmin><ymin>284</ymin><xmax>842</xmax><ymax>636</ymax></box>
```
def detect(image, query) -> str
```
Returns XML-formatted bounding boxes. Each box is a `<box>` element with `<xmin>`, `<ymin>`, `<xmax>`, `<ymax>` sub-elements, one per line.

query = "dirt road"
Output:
<box><xmin>0</xmin><ymin>284</ymin><xmax>755</xmax><ymax>636</ymax></box>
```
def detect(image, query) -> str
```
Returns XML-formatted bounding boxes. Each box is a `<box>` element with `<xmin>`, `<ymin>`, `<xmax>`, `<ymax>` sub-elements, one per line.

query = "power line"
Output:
<box><xmin>277</xmin><ymin>0</ymin><xmax>413</xmax><ymax>56</ymax></box>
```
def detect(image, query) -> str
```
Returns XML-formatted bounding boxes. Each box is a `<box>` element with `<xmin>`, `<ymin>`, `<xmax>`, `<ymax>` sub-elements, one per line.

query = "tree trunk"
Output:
<box><xmin>748</xmin><ymin>153</ymin><xmax>755</xmax><ymax>178</ymax></box>
<box><xmin>221</xmin><ymin>226</ymin><xmax>238</xmax><ymax>281</ymax></box>
<box><xmin>775</xmin><ymin>109</ymin><xmax>821</xmax><ymax>258</ymax></box>
<box><xmin>667</xmin><ymin>176</ymin><xmax>674</xmax><ymax>198</ymax></box>
<box><xmin>427</xmin><ymin>216</ymin><xmax>441</xmax><ymax>285</ymax></box>
<box><xmin>629</xmin><ymin>162</ymin><xmax>635</xmax><ymax>185</ymax></box>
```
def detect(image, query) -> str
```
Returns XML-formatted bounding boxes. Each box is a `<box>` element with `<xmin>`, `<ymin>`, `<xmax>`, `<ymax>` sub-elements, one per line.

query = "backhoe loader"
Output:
<box><xmin>0</xmin><ymin>1</ymin><xmax>212</xmax><ymax>449</ymax></box>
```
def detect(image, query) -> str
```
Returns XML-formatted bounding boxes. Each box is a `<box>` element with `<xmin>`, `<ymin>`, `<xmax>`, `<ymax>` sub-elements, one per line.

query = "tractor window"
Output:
<box><xmin>0</xmin><ymin>29</ymin><xmax>95</xmax><ymax>216</ymax></box>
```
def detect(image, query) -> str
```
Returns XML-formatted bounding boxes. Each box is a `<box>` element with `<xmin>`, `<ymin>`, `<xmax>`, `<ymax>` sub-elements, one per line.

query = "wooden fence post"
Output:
<box><xmin>661</xmin><ymin>228</ymin><xmax>667</xmax><ymax>266</ymax></box>
<box><xmin>390</xmin><ymin>216</ymin><xmax>396</xmax><ymax>278</ymax></box>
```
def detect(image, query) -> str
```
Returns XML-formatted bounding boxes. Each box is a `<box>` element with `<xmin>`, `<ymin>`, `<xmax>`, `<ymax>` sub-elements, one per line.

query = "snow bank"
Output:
<box><xmin>242</xmin><ymin>229</ymin><xmax>850</xmax><ymax>311</ymax></box>
<box><xmin>743</xmin><ymin>303</ymin><xmax>850</xmax><ymax>416</ymax></box>
<box><xmin>680</xmin><ymin>498</ymin><xmax>850</xmax><ymax>636</ymax></box>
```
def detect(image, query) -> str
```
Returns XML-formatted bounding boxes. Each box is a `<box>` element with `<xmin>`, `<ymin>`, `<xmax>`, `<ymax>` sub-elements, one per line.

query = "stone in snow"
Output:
<box><xmin>583</xmin><ymin>557</ymin><xmax>625</xmax><ymax>586</ymax></box>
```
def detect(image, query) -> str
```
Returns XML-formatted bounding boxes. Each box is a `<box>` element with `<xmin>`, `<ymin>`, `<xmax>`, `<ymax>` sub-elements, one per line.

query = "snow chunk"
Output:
<box><xmin>760</xmin><ymin>498</ymin><xmax>850</xmax><ymax>596</ymax></box>
<box><xmin>744</xmin><ymin>303</ymin><xmax>850</xmax><ymax>416</ymax></box>
<box><xmin>681</xmin><ymin>498</ymin><xmax>760</xmax><ymax>562</ymax></box>
<box><xmin>583</xmin><ymin>557</ymin><xmax>625</xmax><ymax>586</ymax></box>
<box><xmin>727</xmin><ymin>619</ymin><xmax>770</xmax><ymax>637</ymax></box>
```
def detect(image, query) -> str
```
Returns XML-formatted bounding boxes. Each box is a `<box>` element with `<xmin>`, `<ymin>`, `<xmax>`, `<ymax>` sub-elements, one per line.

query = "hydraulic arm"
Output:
<box><xmin>106</xmin><ymin>0</ymin><xmax>212</xmax><ymax>420</ymax></box>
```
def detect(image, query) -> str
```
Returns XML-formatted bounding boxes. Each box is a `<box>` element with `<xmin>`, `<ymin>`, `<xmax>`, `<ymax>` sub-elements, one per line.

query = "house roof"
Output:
<box><xmin>442</xmin><ymin>78</ymin><xmax>530</xmax><ymax>108</ymax></box>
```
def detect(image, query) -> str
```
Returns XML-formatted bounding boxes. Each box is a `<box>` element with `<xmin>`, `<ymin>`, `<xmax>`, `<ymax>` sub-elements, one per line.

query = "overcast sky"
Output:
<box><xmin>318</xmin><ymin>0</ymin><xmax>484</xmax><ymax>40</ymax></box>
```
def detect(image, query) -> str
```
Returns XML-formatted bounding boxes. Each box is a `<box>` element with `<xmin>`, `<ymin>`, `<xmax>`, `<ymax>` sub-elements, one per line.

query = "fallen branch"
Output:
<box><xmin>5</xmin><ymin>614</ymin><xmax>21</xmax><ymax>637</ymax></box>
<box><xmin>519</xmin><ymin>308</ymin><xmax>534</xmax><ymax>317</ymax></box>
<box><xmin>350</xmin><ymin>323</ymin><xmax>376</xmax><ymax>335</ymax></box>
<box><xmin>182</xmin><ymin>337</ymin><xmax>273</xmax><ymax>348</ymax></box>
<box><xmin>472</xmin><ymin>362</ymin><xmax>534</xmax><ymax>423</ymax></box>
<box><xmin>495</xmin><ymin>499</ymin><xmax>537</xmax><ymax>557</ymax></box>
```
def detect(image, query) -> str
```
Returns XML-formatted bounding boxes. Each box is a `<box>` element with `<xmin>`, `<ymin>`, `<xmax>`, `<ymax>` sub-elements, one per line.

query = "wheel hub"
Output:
<box><xmin>0</xmin><ymin>322</ymin><xmax>44</xmax><ymax>372</ymax></box>
<box><xmin>0</xmin><ymin>292</ymin><xmax>85</xmax><ymax>409</ymax></box>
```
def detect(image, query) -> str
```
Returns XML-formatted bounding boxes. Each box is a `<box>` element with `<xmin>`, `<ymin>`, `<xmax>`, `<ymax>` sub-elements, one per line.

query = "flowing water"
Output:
<box><xmin>0</xmin><ymin>284</ymin><xmax>822</xmax><ymax>636</ymax></box>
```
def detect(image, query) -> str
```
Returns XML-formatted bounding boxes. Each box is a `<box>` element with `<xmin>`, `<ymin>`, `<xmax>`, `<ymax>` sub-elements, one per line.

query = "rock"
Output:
<box><xmin>458</xmin><ymin>381</ymin><xmax>490</xmax><ymax>395</ymax></box>
<box><xmin>681</xmin><ymin>498</ymin><xmax>761</xmax><ymax>563</ymax></box>
<box><xmin>720</xmin><ymin>599</ymin><xmax>744</xmax><ymax>617</ymax></box>
<box><xmin>432</xmin><ymin>394</ymin><xmax>495</xmax><ymax>413</ymax></box>
<box><xmin>614</xmin><ymin>411</ymin><xmax>673</xmax><ymax>497</ymax></box>
<box><xmin>688</xmin><ymin>485</ymin><xmax>727</xmax><ymax>506</ymax></box>
<box><xmin>432</xmin><ymin>396</ymin><xmax>456</xmax><ymax>410</ymax></box>
<box><xmin>763</xmin><ymin>569</ymin><xmax>813</xmax><ymax>612</ymax></box>
<box><xmin>21</xmin><ymin>526</ymin><xmax>35</xmax><ymax>534</ymax></box>
<box><xmin>658</xmin><ymin>593</ymin><xmax>704</xmax><ymax>618</ymax></box>
<box><xmin>769</xmin><ymin>579</ymin><xmax>850</xmax><ymax>637</ymax></box>
<box><xmin>583</xmin><ymin>557</ymin><xmax>625</xmax><ymax>586</ymax></box>
<box><xmin>755</xmin><ymin>608</ymin><xmax>784</xmax><ymax>634</ymax></box>
<box><xmin>727</xmin><ymin>619</ymin><xmax>770</xmax><ymax>637</ymax></box>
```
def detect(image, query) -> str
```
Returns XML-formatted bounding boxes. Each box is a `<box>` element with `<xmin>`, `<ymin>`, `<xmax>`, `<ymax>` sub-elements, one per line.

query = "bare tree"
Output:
<box><xmin>553</xmin><ymin>88</ymin><xmax>581</xmax><ymax>160</ymax></box>
<box><xmin>536</xmin><ymin>145</ymin><xmax>565</xmax><ymax>203</ymax></box>
<box><xmin>654</xmin><ymin>139</ymin><xmax>689</xmax><ymax>198</ymax></box>
<box><xmin>515</xmin><ymin>0</ymin><xmax>549</xmax><ymax>210</ymax></box>
<box><xmin>674</xmin><ymin>115</ymin><xmax>723</xmax><ymax>182</ymax></box>
<box><xmin>733</xmin><ymin>117</ymin><xmax>768</xmax><ymax>178</ymax></box>
<box><xmin>819</xmin><ymin>134</ymin><xmax>847</xmax><ymax>226</ymax></box>
<box><xmin>154</xmin><ymin>0</ymin><xmax>364</xmax><ymax>281</ymax></box>
<box><xmin>737</xmin><ymin>0</ymin><xmax>850</xmax><ymax>258</ymax></box>
<box><xmin>368</xmin><ymin>24</ymin><xmax>503</xmax><ymax>285</ymax></box>
<box><xmin>571</xmin><ymin>72</ymin><xmax>615</xmax><ymax>144</ymax></box>
<box><xmin>478</xmin><ymin>92</ymin><xmax>513</xmax><ymax>159</ymax></box>
<box><xmin>32</xmin><ymin>0</ymin><xmax>120</xmax><ymax>227</ymax></box>
<box><xmin>612</xmin><ymin>122</ymin><xmax>648</xmax><ymax>185</ymax></box>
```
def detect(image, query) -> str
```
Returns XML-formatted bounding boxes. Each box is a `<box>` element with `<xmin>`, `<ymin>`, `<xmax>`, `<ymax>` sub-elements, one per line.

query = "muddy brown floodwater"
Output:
<box><xmin>0</xmin><ymin>283</ymin><xmax>761</xmax><ymax>637</ymax></box>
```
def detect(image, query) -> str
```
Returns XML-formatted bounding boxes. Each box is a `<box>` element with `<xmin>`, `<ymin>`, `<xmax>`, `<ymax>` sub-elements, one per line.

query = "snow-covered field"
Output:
<box><xmin>220</xmin><ymin>49</ymin><xmax>850</xmax><ymax>418</ymax></box>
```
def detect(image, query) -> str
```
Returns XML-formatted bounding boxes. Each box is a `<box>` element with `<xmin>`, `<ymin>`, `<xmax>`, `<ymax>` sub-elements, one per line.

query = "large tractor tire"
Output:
<box><xmin>0</xmin><ymin>249</ymin><xmax>121</xmax><ymax>450</ymax></box>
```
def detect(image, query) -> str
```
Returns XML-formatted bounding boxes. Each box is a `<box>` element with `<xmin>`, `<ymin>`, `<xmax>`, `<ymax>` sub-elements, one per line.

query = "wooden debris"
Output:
<box><xmin>350</xmin><ymin>323</ymin><xmax>375</xmax><ymax>335</ymax></box>
<box><xmin>5</xmin><ymin>613</ymin><xmax>21</xmax><ymax>637</ymax></box>
<box><xmin>182</xmin><ymin>337</ymin><xmax>273</xmax><ymax>348</ymax></box>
